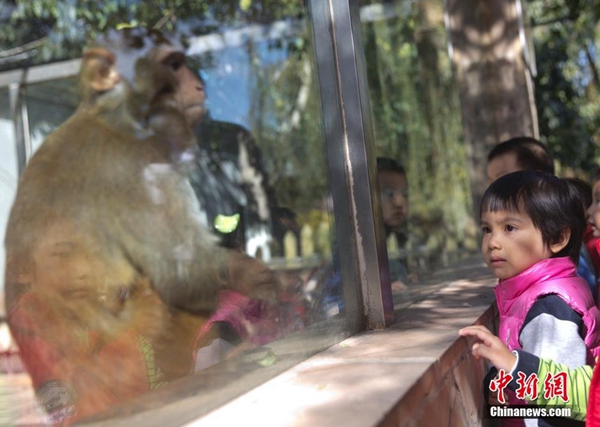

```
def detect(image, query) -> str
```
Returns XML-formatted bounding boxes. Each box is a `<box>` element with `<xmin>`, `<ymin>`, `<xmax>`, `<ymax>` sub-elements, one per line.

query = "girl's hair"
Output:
<box><xmin>480</xmin><ymin>170</ymin><xmax>585</xmax><ymax>263</ymax></box>
<box><xmin>565</xmin><ymin>177</ymin><xmax>592</xmax><ymax>210</ymax></box>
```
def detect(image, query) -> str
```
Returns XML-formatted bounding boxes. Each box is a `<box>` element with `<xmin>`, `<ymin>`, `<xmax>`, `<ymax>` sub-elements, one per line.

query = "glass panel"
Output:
<box><xmin>25</xmin><ymin>77</ymin><xmax>79</xmax><ymax>154</ymax></box>
<box><xmin>0</xmin><ymin>2</ymin><xmax>353</xmax><ymax>424</ymax></box>
<box><xmin>0</xmin><ymin>89</ymin><xmax>17</xmax><ymax>293</ymax></box>
<box><xmin>359</xmin><ymin>0</ymin><xmax>478</xmax><ymax>307</ymax></box>
<box><xmin>0</xmin><ymin>89</ymin><xmax>40</xmax><ymax>425</ymax></box>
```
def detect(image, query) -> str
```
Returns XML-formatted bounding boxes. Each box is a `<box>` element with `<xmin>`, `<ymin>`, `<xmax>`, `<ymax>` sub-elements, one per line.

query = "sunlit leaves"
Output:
<box><xmin>0</xmin><ymin>0</ymin><xmax>306</xmax><ymax>71</ymax></box>
<box><xmin>240</xmin><ymin>0</ymin><xmax>252</xmax><ymax>12</ymax></box>
<box><xmin>528</xmin><ymin>0</ymin><xmax>600</xmax><ymax>170</ymax></box>
<box><xmin>362</xmin><ymin>1</ymin><xmax>472</xmax><ymax>252</ymax></box>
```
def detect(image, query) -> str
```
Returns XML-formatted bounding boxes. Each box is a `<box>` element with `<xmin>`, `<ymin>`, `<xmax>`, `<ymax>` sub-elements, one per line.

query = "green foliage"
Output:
<box><xmin>361</xmin><ymin>1</ymin><xmax>473</xmax><ymax>253</ymax></box>
<box><xmin>528</xmin><ymin>0</ymin><xmax>600</xmax><ymax>172</ymax></box>
<box><xmin>246</xmin><ymin>35</ymin><xmax>328</xmax><ymax>214</ymax></box>
<box><xmin>0</xmin><ymin>0</ymin><xmax>304</xmax><ymax>71</ymax></box>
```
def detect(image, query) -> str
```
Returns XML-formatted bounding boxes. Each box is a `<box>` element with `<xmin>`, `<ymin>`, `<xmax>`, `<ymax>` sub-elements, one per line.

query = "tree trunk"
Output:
<box><xmin>446</xmin><ymin>0</ymin><xmax>538</xmax><ymax>213</ymax></box>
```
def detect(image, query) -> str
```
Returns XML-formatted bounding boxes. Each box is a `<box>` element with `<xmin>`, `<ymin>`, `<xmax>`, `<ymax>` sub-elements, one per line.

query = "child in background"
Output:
<box><xmin>566</xmin><ymin>177</ymin><xmax>598</xmax><ymax>302</ymax></box>
<box><xmin>586</xmin><ymin>169</ymin><xmax>600</xmax><ymax>288</ymax></box>
<box><xmin>478</xmin><ymin>171</ymin><xmax>600</xmax><ymax>427</ymax></box>
<box><xmin>7</xmin><ymin>222</ymin><xmax>168</xmax><ymax>425</ymax></box>
<box><xmin>376</xmin><ymin>157</ymin><xmax>410</xmax><ymax>291</ymax></box>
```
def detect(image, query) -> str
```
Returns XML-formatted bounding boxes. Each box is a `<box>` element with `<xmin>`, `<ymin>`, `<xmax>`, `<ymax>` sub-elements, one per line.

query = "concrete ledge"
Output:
<box><xmin>187</xmin><ymin>274</ymin><xmax>498</xmax><ymax>427</ymax></box>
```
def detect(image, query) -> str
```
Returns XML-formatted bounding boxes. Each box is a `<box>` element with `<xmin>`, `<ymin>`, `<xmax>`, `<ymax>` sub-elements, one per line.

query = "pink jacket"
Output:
<box><xmin>193</xmin><ymin>290</ymin><xmax>281</xmax><ymax>355</ymax></box>
<box><xmin>495</xmin><ymin>257</ymin><xmax>600</xmax><ymax>364</ymax></box>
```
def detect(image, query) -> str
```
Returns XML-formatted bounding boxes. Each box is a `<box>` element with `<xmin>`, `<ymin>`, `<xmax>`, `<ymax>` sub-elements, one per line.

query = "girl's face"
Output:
<box><xmin>480</xmin><ymin>208</ymin><xmax>554</xmax><ymax>280</ymax></box>
<box><xmin>587</xmin><ymin>180</ymin><xmax>600</xmax><ymax>238</ymax></box>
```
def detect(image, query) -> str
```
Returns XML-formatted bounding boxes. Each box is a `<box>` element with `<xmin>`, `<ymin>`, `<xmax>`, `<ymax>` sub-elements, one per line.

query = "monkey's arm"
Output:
<box><xmin>115</xmin><ymin>159</ymin><xmax>230</xmax><ymax>314</ymax></box>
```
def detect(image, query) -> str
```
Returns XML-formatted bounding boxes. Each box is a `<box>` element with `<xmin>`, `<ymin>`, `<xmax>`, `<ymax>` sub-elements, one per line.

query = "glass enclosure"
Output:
<box><xmin>0</xmin><ymin>2</ymin><xmax>357</xmax><ymax>425</ymax></box>
<box><xmin>0</xmin><ymin>88</ymin><xmax>18</xmax><ymax>309</ymax></box>
<box><xmin>0</xmin><ymin>0</ymin><xmax>489</xmax><ymax>425</ymax></box>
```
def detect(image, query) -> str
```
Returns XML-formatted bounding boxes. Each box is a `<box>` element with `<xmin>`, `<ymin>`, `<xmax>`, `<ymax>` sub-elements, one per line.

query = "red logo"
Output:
<box><xmin>515</xmin><ymin>372</ymin><xmax>539</xmax><ymax>400</ymax></box>
<box><xmin>543</xmin><ymin>371</ymin><xmax>569</xmax><ymax>402</ymax></box>
<box><xmin>489</xmin><ymin>369</ymin><xmax>513</xmax><ymax>404</ymax></box>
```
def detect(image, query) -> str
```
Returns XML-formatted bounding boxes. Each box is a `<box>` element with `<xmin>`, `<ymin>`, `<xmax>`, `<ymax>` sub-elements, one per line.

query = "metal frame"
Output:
<box><xmin>2</xmin><ymin>59</ymin><xmax>80</xmax><ymax>176</ymax></box>
<box><xmin>8</xmin><ymin>83</ymin><xmax>31</xmax><ymax>175</ymax></box>
<box><xmin>307</xmin><ymin>0</ymin><xmax>394</xmax><ymax>329</ymax></box>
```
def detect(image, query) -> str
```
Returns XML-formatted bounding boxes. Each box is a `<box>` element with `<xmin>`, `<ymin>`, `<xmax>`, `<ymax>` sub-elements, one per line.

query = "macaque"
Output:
<box><xmin>4</xmin><ymin>27</ymin><xmax>278</xmax><ymax>424</ymax></box>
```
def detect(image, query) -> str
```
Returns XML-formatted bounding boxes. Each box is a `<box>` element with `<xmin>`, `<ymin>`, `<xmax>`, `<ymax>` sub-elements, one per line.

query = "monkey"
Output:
<box><xmin>6</xmin><ymin>27</ymin><xmax>223</xmax><ymax>316</ymax></box>
<box><xmin>4</xmin><ymin>27</ymin><xmax>280</xmax><ymax>424</ymax></box>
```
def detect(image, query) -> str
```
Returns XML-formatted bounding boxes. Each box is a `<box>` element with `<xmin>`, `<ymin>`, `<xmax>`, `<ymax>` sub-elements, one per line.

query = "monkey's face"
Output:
<box><xmin>97</xmin><ymin>28</ymin><xmax>207</xmax><ymax>128</ymax></box>
<box><xmin>158</xmin><ymin>50</ymin><xmax>207</xmax><ymax>127</ymax></box>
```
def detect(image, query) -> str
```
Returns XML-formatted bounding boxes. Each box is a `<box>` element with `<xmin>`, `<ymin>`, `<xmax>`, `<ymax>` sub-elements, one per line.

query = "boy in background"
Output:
<box><xmin>377</xmin><ymin>157</ymin><xmax>410</xmax><ymax>291</ymax></box>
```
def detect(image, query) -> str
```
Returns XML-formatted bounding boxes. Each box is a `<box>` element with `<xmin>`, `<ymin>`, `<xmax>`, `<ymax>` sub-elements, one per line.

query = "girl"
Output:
<box><xmin>477</xmin><ymin>171</ymin><xmax>600</xmax><ymax>427</ymax></box>
<box><xmin>585</xmin><ymin>169</ymin><xmax>600</xmax><ymax>288</ymax></box>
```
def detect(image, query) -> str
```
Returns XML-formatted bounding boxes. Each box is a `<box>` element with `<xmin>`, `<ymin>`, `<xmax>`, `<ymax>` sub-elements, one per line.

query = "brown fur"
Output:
<box><xmin>4</xmin><ymin>29</ymin><xmax>232</xmax><ymax>422</ymax></box>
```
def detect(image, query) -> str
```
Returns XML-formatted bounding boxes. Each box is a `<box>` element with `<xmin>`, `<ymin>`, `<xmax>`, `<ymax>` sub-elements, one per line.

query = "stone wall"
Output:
<box><xmin>380</xmin><ymin>302</ymin><xmax>498</xmax><ymax>427</ymax></box>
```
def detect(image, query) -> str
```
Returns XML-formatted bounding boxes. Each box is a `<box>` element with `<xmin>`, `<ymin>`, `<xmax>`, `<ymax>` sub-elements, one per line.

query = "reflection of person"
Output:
<box><xmin>377</xmin><ymin>157</ymin><xmax>410</xmax><ymax>290</ymax></box>
<box><xmin>179</xmin><ymin>68</ymin><xmax>285</xmax><ymax>368</ymax></box>
<box><xmin>271</xmin><ymin>206</ymin><xmax>301</xmax><ymax>257</ymax></box>
<box><xmin>184</xmin><ymin>73</ymin><xmax>277</xmax><ymax>257</ymax></box>
<box><xmin>478</xmin><ymin>171</ymin><xmax>600</xmax><ymax>426</ymax></box>
<box><xmin>8</xmin><ymin>222</ymin><xmax>167</xmax><ymax>425</ymax></box>
<box><xmin>192</xmin><ymin>288</ymin><xmax>282</xmax><ymax>372</ymax></box>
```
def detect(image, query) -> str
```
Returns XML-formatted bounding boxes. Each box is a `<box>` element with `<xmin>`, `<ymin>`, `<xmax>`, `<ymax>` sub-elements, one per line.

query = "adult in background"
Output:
<box><xmin>184</xmin><ymin>72</ymin><xmax>277</xmax><ymax>258</ymax></box>
<box><xmin>486</xmin><ymin>136</ymin><xmax>554</xmax><ymax>183</ymax></box>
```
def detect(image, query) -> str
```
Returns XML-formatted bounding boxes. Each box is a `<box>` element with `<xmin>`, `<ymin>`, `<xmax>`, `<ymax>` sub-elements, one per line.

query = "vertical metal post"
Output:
<box><xmin>21</xmin><ymin>89</ymin><xmax>32</xmax><ymax>164</ymax></box>
<box><xmin>307</xmin><ymin>0</ymin><xmax>394</xmax><ymax>329</ymax></box>
<box><xmin>9</xmin><ymin>82</ymin><xmax>31</xmax><ymax>176</ymax></box>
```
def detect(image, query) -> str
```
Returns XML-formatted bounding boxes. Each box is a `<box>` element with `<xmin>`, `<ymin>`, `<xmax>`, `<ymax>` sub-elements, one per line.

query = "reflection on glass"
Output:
<box><xmin>25</xmin><ymin>78</ymin><xmax>79</xmax><ymax>154</ymax></box>
<box><xmin>360</xmin><ymin>0</ymin><xmax>477</xmax><ymax>302</ymax></box>
<box><xmin>1</xmin><ymin>3</ymin><xmax>347</xmax><ymax>425</ymax></box>
<box><xmin>0</xmin><ymin>89</ymin><xmax>18</xmax><ymax>292</ymax></box>
<box><xmin>0</xmin><ymin>88</ymin><xmax>38</xmax><ymax>424</ymax></box>
<box><xmin>376</xmin><ymin>157</ymin><xmax>411</xmax><ymax>292</ymax></box>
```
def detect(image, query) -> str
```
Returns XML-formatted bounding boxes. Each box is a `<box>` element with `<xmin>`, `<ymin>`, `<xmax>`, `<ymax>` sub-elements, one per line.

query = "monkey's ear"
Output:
<box><xmin>81</xmin><ymin>47</ymin><xmax>121</xmax><ymax>93</ymax></box>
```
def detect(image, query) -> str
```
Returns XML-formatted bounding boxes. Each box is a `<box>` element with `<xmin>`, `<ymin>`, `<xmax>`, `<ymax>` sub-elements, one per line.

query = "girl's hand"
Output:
<box><xmin>459</xmin><ymin>325</ymin><xmax>516</xmax><ymax>372</ymax></box>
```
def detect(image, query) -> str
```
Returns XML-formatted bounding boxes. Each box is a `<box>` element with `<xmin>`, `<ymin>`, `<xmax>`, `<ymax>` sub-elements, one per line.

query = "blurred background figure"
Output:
<box><xmin>566</xmin><ymin>177</ymin><xmax>598</xmax><ymax>303</ymax></box>
<box><xmin>185</xmin><ymin>71</ymin><xmax>277</xmax><ymax>259</ymax></box>
<box><xmin>377</xmin><ymin>157</ymin><xmax>411</xmax><ymax>291</ymax></box>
